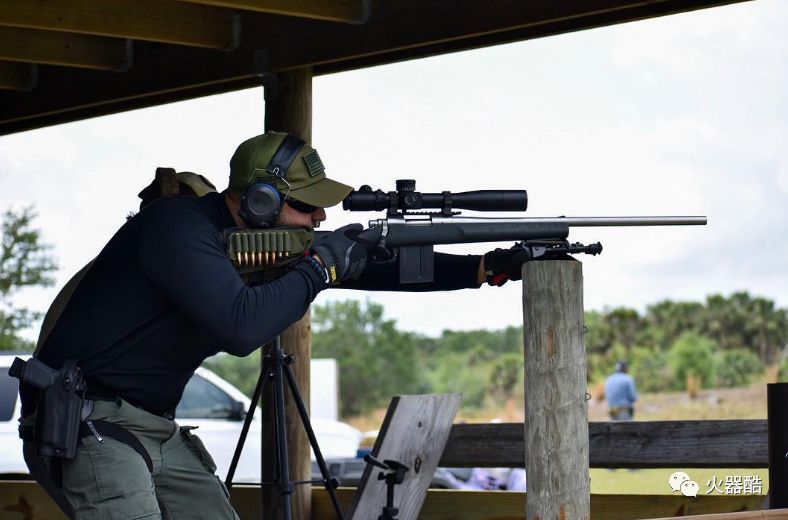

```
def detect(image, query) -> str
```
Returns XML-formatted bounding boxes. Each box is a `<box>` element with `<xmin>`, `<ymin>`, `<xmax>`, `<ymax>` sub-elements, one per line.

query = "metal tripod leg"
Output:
<box><xmin>270</xmin><ymin>338</ymin><xmax>294</xmax><ymax>520</ymax></box>
<box><xmin>225</xmin><ymin>368</ymin><xmax>264</xmax><ymax>490</ymax></box>
<box><xmin>224</xmin><ymin>335</ymin><xmax>344</xmax><ymax>520</ymax></box>
<box><xmin>282</xmin><ymin>361</ymin><xmax>346</xmax><ymax>519</ymax></box>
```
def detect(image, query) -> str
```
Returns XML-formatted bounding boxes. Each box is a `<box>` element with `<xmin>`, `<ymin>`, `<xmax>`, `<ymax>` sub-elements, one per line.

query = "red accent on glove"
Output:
<box><xmin>491</xmin><ymin>273</ymin><xmax>509</xmax><ymax>287</ymax></box>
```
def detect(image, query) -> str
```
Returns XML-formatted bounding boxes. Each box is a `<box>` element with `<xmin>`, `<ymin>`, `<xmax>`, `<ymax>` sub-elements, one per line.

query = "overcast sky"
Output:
<box><xmin>1</xmin><ymin>0</ymin><xmax>786</xmax><ymax>339</ymax></box>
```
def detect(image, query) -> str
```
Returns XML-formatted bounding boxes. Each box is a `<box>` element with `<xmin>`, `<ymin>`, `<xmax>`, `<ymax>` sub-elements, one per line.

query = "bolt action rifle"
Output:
<box><xmin>342</xmin><ymin>179</ymin><xmax>707</xmax><ymax>284</ymax></box>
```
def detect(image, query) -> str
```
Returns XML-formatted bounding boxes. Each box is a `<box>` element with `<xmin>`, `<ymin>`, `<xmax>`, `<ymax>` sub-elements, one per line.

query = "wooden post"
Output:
<box><xmin>767</xmin><ymin>383</ymin><xmax>788</xmax><ymax>508</ymax></box>
<box><xmin>261</xmin><ymin>67</ymin><xmax>313</xmax><ymax>520</ymax></box>
<box><xmin>522</xmin><ymin>260</ymin><xmax>590</xmax><ymax>519</ymax></box>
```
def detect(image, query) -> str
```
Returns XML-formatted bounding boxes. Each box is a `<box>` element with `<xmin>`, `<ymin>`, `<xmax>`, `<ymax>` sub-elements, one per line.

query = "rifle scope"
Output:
<box><xmin>342</xmin><ymin>179</ymin><xmax>528</xmax><ymax>213</ymax></box>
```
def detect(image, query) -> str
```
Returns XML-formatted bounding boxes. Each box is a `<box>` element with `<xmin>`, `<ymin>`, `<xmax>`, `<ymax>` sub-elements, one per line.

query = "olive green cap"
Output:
<box><xmin>229</xmin><ymin>131</ymin><xmax>353</xmax><ymax>208</ymax></box>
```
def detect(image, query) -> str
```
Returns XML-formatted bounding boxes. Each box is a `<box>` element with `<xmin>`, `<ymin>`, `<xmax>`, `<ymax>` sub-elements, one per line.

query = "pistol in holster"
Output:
<box><xmin>10</xmin><ymin>357</ymin><xmax>84</xmax><ymax>459</ymax></box>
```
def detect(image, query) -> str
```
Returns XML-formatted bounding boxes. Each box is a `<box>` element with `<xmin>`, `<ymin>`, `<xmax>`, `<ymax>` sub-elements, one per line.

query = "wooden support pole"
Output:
<box><xmin>522</xmin><ymin>260</ymin><xmax>590</xmax><ymax>520</ymax></box>
<box><xmin>261</xmin><ymin>67</ymin><xmax>313</xmax><ymax>520</ymax></box>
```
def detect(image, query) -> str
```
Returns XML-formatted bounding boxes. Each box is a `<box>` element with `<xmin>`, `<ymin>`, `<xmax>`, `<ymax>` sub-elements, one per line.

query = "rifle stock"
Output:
<box><xmin>353</xmin><ymin>215</ymin><xmax>707</xmax><ymax>284</ymax></box>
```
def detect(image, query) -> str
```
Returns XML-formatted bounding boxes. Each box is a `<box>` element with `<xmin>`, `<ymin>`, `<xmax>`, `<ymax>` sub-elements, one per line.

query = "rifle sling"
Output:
<box><xmin>78</xmin><ymin>420</ymin><xmax>153</xmax><ymax>473</ymax></box>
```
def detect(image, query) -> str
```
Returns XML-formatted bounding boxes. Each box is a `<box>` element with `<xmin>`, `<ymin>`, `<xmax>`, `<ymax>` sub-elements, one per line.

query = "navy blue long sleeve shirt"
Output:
<box><xmin>37</xmin><ymin>192</ymin><xmax>480</xmax><ymax>416</ymax></box>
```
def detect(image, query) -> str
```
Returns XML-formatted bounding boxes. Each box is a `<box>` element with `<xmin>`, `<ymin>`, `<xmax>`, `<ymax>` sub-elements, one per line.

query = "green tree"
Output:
<box><xmin>488</xmin><ymin>352</ymin><xmax>523</xmax><ymax>401</ymax></box>
<box><xmin>642</xmin><ymin>300</ymin><xmax>705</xmax><ymax>350</ymax></box>
<box><xmin>700</xmin><ymin>292</ymin><xmax>788</xmax><ymax>364</ymax></box>
<box><xmin>604</xmin><ymin>307</ymin><xmax>642</xmax><ymax>355</ymax></box>
<box><xmin>743</xmin><ymin>296</ymin><xmax>787</xmax><ymax>364</ymax></box>
<box><xmin>312</xmin><ymin>300</ymin><xmax>430</xmax><ymax>417</ymax></box>
<box><xmin>203</xmin><ymin>350</ymin><xmax>261</xmax><ymax>398</ymax></box>
<box><xmin>629</xmin><ymin>346</ymin><xmax>671</xmax><ymax>393</ymax></box>
<box><xmin>715</xmin><ymin>348</ymin><xmax>762</xmax><ymax>388</ymax></box>
<box><xmin>429</xmin><ymin>351</ymin><xmax>489</xmax><ymax>408</ymax></box>
<box><xmin>435</xmin><ymin>328</ymin><xmax>521</xmax><ymax>359</ymax></box>
<box><xmin>1</xmin><ymin>207</ymin><xmax>57</xmax><ymax>351</ymax></box>
<box><xmin>584</xmin><ymin>309</ymin><xmax>616</xmax><ymax>356</ymax></box>
<box><xmin>668</xmin><ymin>332</ymin><xmax>717</xmax><ymax>390</ymax></box>
<box><xmin>704</xmin><ymin>293</ymin><xmax>749</xmax><ymax>351</ymax></box>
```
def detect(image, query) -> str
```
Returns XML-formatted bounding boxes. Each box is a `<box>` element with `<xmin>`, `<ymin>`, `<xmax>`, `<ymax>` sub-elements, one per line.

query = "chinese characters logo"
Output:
<box><xmin>668</xmin><ymin>471</ymin><xmax>763</xmax><ymax>496</ymax></box>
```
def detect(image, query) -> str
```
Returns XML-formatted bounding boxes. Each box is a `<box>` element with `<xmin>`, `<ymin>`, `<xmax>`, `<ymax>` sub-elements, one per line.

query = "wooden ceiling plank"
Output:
<box><xmin>0</xmin><ymin>0</ymin><xmax>239</xmax><ymax>50</ymax></box>
<box><xmin>175</xmin><ymin>0</ymin><xmax>368</xmax><ymax>24</ymax></box>
<box><xmin>263</xmin><ymin>0</ymin><xmax>752</xmax><ymax>72</ymax></box>
<box><xmin>0</xmin><ymin>60</ymin><xmax>36</xmax><ymax>91</ymax></box>
<box><xmin>0</xmin><ymin>26</ymin><xmax>131</xmax><ymax>71</ymax></box>
<box><xmin>0</xmin><ymin>0</ymin><xmax>752</xmax><ymax>135</ymax></box>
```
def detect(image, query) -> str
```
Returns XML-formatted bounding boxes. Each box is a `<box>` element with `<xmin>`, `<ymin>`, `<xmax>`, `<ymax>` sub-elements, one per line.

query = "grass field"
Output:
<box><xmin>348</xmin><ymin>382</ymin><xmax>770</xmax><ymax>496</ymax></box>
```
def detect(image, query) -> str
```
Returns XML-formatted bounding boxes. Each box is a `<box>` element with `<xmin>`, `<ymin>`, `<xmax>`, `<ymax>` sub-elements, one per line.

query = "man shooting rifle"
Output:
<box><xmin>15</xmin><ymin>132</ymin><xmax>545</xmax><ymax>520</ymax></box>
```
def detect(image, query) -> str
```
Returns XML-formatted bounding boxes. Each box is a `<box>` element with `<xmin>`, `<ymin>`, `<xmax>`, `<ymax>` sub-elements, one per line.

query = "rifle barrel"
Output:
<box><xmin>429</xmin><ymin>216</ymin><xmax>707</xmax><ymax>226</ymax></box>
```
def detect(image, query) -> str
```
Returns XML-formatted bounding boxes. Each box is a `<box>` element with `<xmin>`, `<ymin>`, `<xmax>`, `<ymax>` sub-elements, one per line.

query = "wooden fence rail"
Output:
<box><xmin>0</xmin><ymin>419</ymin><xmax>770</xmax><ymax>519</ymax></box>
<box><xmin>439</xmin><ymin>420</ymin><xmax>767</xmax><ymax>468</ymax></box>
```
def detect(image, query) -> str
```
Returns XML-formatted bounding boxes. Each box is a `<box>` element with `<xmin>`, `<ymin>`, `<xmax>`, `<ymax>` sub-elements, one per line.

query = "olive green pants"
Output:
<box><xmin>56</xmin><ymin>399</ymin><xmax>239</xmax><ymax>520</ymax></box>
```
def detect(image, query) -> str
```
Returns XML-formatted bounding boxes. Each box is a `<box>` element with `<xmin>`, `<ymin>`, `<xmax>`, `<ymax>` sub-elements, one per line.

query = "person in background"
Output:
<box><xmin>604</xmin><ymin>361</ymin><xmax>638</xmax><ymax>420</ymax></box>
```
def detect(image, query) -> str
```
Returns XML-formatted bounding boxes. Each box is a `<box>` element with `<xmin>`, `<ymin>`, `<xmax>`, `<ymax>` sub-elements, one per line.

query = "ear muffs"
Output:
<box><xmin>238</xmin><ymin>134</ymin><xmax>306</xmax><ymax>228</ymax></box>
<box><xmin>238</xmin><ymin>183</ymin><xmax>282</xmax><ymax>227</ymax></box>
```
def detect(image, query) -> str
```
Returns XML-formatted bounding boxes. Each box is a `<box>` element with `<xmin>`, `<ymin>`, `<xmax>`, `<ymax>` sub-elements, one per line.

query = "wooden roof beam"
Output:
<box><xmin>0</xmin><ymin>27</ymin><xmax>131</xmax><ymax>71</ymax></box>
<box><xmin>175</xmin><ymin>0</ymin><xmax>369</xmax><ymax>24</ymax></box>
<box><xmin>0</xmin><ymin>61</ymin><xmax>36</xmax><ymax>91</ymax></box>
<box><xmin>0</xmin><ymin>0</ymin><xmax>752</xmax><ymax>135</ymax></box>
<box><xmin>269</xmin><ymin>0</ymin><xmax>755</xmax><ymax>74</ymax></box>
<box><xmin>0</xmin><ymin>0</ymin><xmax>240</xmax><ymax>51</ymax></box>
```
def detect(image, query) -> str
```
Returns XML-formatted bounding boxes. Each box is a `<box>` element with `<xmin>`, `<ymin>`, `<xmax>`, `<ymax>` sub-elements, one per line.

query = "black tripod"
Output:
<box><xmin>224</xmin><ymin>335</ymin><xmax>345</xmax><ymax>520</ymax></box>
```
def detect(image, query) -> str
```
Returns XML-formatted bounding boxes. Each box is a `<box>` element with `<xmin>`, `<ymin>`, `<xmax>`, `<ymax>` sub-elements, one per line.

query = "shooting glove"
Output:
<box><xmin>312</xmin><ymin>224</ymin><xmax>369</xmax><ymax>285</ymax></box>
<box><xmin>482</xmin><ymin>246</ymin><xmax>533</xmax><ymax>286</ymax></box>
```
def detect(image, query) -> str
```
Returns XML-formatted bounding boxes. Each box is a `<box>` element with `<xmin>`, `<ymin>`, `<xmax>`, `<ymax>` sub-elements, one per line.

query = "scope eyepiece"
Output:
<box><xmin>342</xmin><ymin>180</ymin><xmax>527</xmax><ymax>213</ymax></box>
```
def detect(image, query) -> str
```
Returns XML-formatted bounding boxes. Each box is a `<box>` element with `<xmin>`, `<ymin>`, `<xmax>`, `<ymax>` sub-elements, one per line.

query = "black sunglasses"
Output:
<box><xmin>285</xmin><ymin>197</ymin><xmax>320</xmax><ymax>214</ymax></box>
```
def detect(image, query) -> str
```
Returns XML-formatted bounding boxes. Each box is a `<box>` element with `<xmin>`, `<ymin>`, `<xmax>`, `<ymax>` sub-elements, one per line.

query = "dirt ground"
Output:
<box><xmin>587</xmin><ymin>383</ymin><xmax>768</xmax><ymax>422</ymax></box>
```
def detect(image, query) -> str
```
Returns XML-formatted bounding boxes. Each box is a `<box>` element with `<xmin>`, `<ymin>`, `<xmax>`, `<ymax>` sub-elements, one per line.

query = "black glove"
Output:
<box><xmin>312</xmin><ymin>224</ymin><xmax>369</xmax><ymax>285</ymax></box>
<box><xmin>482</xmin><ymin>246</ymin><xmax>533</xmax><ymax>286</ymax></box>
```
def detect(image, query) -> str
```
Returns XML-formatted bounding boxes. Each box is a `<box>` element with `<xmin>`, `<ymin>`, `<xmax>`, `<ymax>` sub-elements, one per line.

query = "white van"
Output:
<box><xmin>0</xmin><ymin>354</ymin><xmax>362</xmax><ymax>483</ymax></box>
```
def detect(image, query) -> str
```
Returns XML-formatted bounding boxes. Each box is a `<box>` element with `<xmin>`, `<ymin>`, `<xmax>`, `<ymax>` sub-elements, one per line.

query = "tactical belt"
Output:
<box><xmin>609</xmin><ymin>406</ymin><xmax>634</xmax><ymax>415</ymax></box>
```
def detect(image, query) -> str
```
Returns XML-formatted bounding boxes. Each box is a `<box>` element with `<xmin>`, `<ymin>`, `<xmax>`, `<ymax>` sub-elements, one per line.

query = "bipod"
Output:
<box><xmin>225</xmin><ymin>335</ymin><xmax>345</xmax><ymax>520</ymax></box>
<box><xmin>363</xmin><ymin>454</ymin><xmax>409</xmax><ymax>520</ymax></box>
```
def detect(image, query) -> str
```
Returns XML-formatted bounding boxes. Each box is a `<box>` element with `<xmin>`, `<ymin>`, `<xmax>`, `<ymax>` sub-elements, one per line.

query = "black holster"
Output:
<box><xmin>11</xmin><ymin>357</ymin><xmax>84</xmax><ymax>459</ymax></box>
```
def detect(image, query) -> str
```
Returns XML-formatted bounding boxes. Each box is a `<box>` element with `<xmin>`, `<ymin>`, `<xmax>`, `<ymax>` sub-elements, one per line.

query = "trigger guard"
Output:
<box><xmin>372</xmin><ymin>246</ymin><xmax>397</xmax><ymax>264</ymax></box>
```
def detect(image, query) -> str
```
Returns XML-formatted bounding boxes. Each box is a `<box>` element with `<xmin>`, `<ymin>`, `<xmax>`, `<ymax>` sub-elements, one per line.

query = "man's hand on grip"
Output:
<box><xmin>482</xmin><ymin>245</ymin><xmax>533</xmax><ymax>286</ymax></box>
<box><xmin>312</xmin><ymin>224</ymin><xmax>368</xmax><ymax>284</ymax></box>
